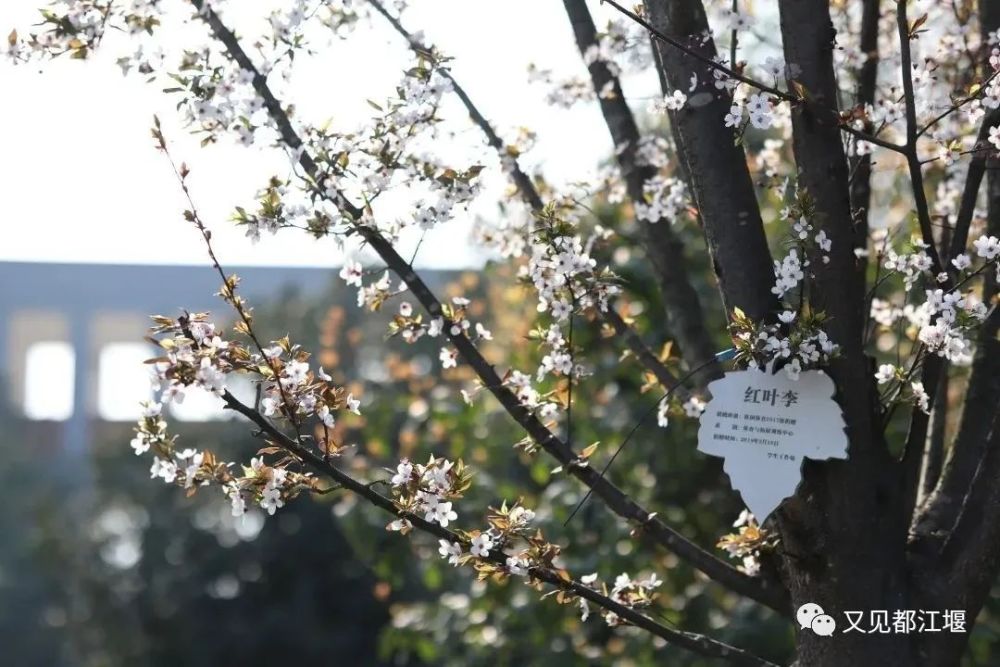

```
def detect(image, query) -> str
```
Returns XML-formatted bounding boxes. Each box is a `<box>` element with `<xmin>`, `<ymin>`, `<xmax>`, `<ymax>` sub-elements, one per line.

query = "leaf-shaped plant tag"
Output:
<box><xmin>696</xmin><ymin>365</ymin><xmax>848</xmax><ymax>521</ymax></box>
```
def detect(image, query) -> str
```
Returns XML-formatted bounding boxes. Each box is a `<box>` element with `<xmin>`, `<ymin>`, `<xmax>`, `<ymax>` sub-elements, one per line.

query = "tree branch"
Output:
<box><xmin>937</xmin><ymin>413</ymin><xmax>1000</xmax><ymax>588</ymax></box>
<box><xmin>604</xmin><ymin>0</ymin><xmax>908</xmax><ymax>155</ymax></box>
<box><xmin>910</xmin><ymin>264</ymin><xmax>1000</xmax><ymax>557</ymax></box>
<box><xmin>900</xmin><ymin>354</ymin><xmax>944</xmax><ymax>520</ymax></box>
<box><xmin>606</xmin><ymin>0</ymin><xmax>787</xmax><ymax>100</ymax></box>
<box><xmin>948</xmin><ymin>109</ymin><xmax>1000</xmax><ymax>262</ymax></box>
<box><xmin>604</xmin><ymin>303</ymin><xmax>688</xmax><ymax>395</ymax></box>
<box><xmin>769</xmin><ymin>0</ymin><xmax>912</xmax><ymax>627</ymax></box>
<box><xmin>364</xmin><ymin>0</ymin><xmax>687</xmax><ymax>394</ymax></box>
<box><xmin>775</xmin><ymin>0</ymin><xmax>880</xmax><ymax>450</ymax></box>
<box><xmin>906</xmin><ymin>6</ymin><xmax>1000</xmax><ymax>645</ymax></box>
<box><xmin>849</xmin><ymin>0</ymin><xmax>881</xmax><ymax>285</ymax></box>
<box><xmin>919</xmin><ymin>370</ymin><xmax>949</xmax><ymax>499</ymax></box>
<box><xmin>367</xmin><ymin>0</ymin><xmax>545</xmax><ymax>213</ymax></box>
<box><xmin>641</xmin><ymin>0</ymin><xmax>778</xmax><ymax>323</ymax></box>
<box><xmin>220</xmin><ymin>391</ymin><xmax>779</xmax><ymax>667</ymax></box>
<box><xmin>897</xmin><ymin>0</ymin><xmax>946</xmax><ymax>278</ymax></box>
<box><xmin>189</xmin><ymin>0</ymin><xmax>789</xmax><ymax>615</ymax></box>
<box><xmin>559</xmin><ymin>0</ymin><xmax>721</xmax><ymax>376</ymax></box>
<box><xmin>909</xmin><ymin>413</ymin><xmax>1000</xmax><ymax>665</ymax></box>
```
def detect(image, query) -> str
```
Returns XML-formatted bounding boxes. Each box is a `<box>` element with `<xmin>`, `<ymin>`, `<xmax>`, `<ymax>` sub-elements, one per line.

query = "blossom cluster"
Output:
<box><xmin>912</xmin><ymin>289</ymin><xmax>989</xmax><ymax>365</ymax></box>
<box><xmin>530</xmin><ymin>18</ymin><xmax>650</xmax><ymax>107</ymax></box>
<box><xmin>634</xmin><ymin>174</ymin><xmax>690</xmax><ymax>224</ymax></box>
<box><xmin>436</xmin><ymin>500</ymin><xmax>555</xmax><ymax>585</ymax></box>
<box><xmin>387</xmin><ymin>455</ymin><xmax>471</xmax><ymax>533</ymax></box>
<box><xmin>727</xmin><ymin>92</ymin><xmax>776</xmax><ymax>132</ymax></box>
<box><xmin>770</xmin><ymin>198</ymin><xmax>833</xmax><ymax>299</ymax></box>
<box><xmin>172</xmin><ymin>57</ymin><xmax>274</xmax><ymax>148</ymax></box>
<box><xmin>883</xmin><ymin>243</ymin><xmax>945</xmax><ymax>292</ymax></box>
<box><xmin>584</xmin><ymin>18</ymin><xmax>652</xmax><ymax>73</ymax></box>
<box><xmin>876</xmin><ymin>234</ymin><xmax>998</xmax><ymax>367</ymax></box>
<box><xmin>254</xmin><ymin>338</ymin><xmax>362</xmax><ymax>441</ymax></box>
<box><xmin>500</xmin><ymin>369</ymin><xmax>559</xmax><ymax>424</ymax></box>
<box><xmin>730</xmin><ymin>307</ymin><xmax>840</xmax><ymax>381</ymax></box>
<box><xmin>717</xmin><ymin>509</ymin><xmax>777</xmax><ymax>577</ymax></box>
<box><xmin>357</xmin><ymin>289</ymin><xmax>494</xmax><ymax>370</ymax></box>
<box><xmin>232</xmin><ymin>177</ymin><xmax>344</xmax><ymax>243</ymax></box>
<box><xmin>722</xmin><ymin>194</ymin><xmax>842</xmax><ymax>379</ymax></box>
<box><xmin>131</xmin><ymin>399</ymin><xmax>316</xmax><ymax>519</ymax></box>
<box><xmin>633</xmin><ymin>135</ymin><xmax>671</xmax><ymax>169</ymax></box>
<box><xmin>225</xmin><ymin>62</ymin><xmax>483</xmax><ymax>245</ymax></box>
<box><xmin>520</xmin><ymin>210</ymin><xmax>620</xmax><ymax>320</ymax></box>
<box><xmin>576</xmin><ymin>570</ymin><xmax>663</xmax><ymax>626</ymax></box>
<box><xmin>5</xmin><ymin>0</ymin><xmax>161</xmax><ymax>63</ymax></box>
<box><xmin>530</xmin><ymin>323</ymin><xmax>582</xmax><ymax>382</ymax></box>
<box><xmin>527</xmin><ymin>64</ymin><xmax>597</xmax><ymax>108</ymax></box>
<box><xmin>647</xmin><ymin>89</ymin><xmax>687</xmax><ymax>114</ymax></box>
<box><xmin>874</xmin><ymin>363</ymin><xmax>933</xmax><ymax>414</ymax></box>
<box><xmin>224</xmin><ymin>455</ymin><xmax>315</xmax><ymax>518</ymax></box>
<box><xmin>656</xmin><ymin>394</ymin><xmax>707</xmax><ymax>430</ymax></box>
<box><xmin>478</xmin><ymin>210</ymin><xmax>630</xmax><ymax>418</ymax></box>
<box><xmin>147</xmin><ymin>309</ymin><xmax>360</xmax><ymax>455</ymax></box>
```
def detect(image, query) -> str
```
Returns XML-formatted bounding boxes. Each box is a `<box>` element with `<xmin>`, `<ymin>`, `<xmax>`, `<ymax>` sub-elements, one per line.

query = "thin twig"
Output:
<box><xmin>915</xmin><ymin>70</ymin><xmax>1000</xmax><ymax>139</ymax></box>
<box><xmin>948</xmin><ymin>110</ymin><xmax>1000</xmax><ymax>263</ymax></box>
<box><xmin>729</xmin><ymin>0</ymin><xmax>739</xmax><ymax>69</ymax></box>
<box><xmin>152</xmin><ymin>120</ymin><xmax>306</xmax><ymax>445</ymax></box>
<box><xmin>565</xmin><ymin>352</ymin><xmax>729</xmax><ymax>525</ymax></box>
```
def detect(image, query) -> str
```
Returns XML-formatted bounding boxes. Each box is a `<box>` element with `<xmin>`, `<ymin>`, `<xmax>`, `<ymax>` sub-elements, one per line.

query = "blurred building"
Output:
<box><xmin>0</xmin><ymin>262</ymin><xmax>337</xmax><ymax>457</ymax></box>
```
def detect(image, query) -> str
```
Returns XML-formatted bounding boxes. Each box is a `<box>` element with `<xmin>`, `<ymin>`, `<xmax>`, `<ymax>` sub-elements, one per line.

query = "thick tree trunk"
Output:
<box><xmin>639</xmin><ymin>2</ymin><xmax>927</xmax><ymax>662</ymax></box>
<box><xmin>625</xmin><ymin>0</ymin><xmax>995</xmax><ymax>662</ymax></box>
<box><xmin>780</xmin><ymin>465</ymin><xmax>920</xmax><ymax>665</ymax></box>
<box><xmin>770</xmin><ymin>1</ymin><xmax>933</xmax><ymax>664</ymax></box>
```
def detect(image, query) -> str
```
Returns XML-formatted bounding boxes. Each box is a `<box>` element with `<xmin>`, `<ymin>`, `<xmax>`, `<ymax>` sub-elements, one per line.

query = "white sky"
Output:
<box><xmin>0</xmin><ymin>0</ymin><xmax>658</xmax><ymax>269</ymax></box>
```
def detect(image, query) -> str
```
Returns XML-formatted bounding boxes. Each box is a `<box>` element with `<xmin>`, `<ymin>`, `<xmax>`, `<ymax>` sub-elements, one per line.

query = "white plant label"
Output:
<box><xmin>696</xmin><ymin>367</ymin><xmax>848</xmax><ymax>520</ymax></box>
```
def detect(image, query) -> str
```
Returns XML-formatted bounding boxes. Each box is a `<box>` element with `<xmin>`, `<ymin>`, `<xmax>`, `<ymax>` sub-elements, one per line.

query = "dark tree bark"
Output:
<box><xmin>909</xmin><ymin>126</ymin><xmax>1000</xmax><ymax>667</ymax></box>
<box><xmin>770</xmin><ymin>3</ymin><xmax>915</xmax><ymax>665</ymax></box>
<box><xmin>636</xmin><ymin>0</ymin><xmax>1000</xmax><ymax>663</ymax></box>
<box><xmin>907</xmin><ymin>4</ymin><xmax>1000</xmax><ymax>664</ymax></box>
<box><xmin>848</xmin><ymin>0</ymin><xmax>880</xmax><ymax>283</ymax></box>
<box><xmin>643</xmin><ymin>0</ymin><xmax>777</xmax><ymax>323</ymax></box>
<box><xmin>919</xmin><ymin>372</ymin><xmax>949</xmax><ymax>500</ymax></box>
<box><xmin>638</xmin><ymin>0</ymin><xmax>914</xmax><ymax>662</ymax></box>
<box><xmin>598</xmin><ymin>0</ymin><xmax>1000</xmax><ymax>658</ymax></box>
<box><xmin>561</xmin><ymin>0</ymin><xmax>721</xmax><ymax>376</ymax></box>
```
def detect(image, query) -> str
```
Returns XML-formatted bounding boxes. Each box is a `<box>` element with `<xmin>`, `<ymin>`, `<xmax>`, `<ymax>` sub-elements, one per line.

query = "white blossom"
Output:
<box><xmin>973</xmin><ymin>234</ymin><xmax>1000</xmax><ymax>260</ymax></box>
<box><xmin>470</xmin><ymin>533</ymin><xmax>494</xmax><ymax>558</ymax></box>
<box><xmin>912</xmin><ymin>381</ymin><xmax>931</xmax><ymax>413</ymax></box>
<box><xmin>391</xmin><ymin>460</ymin><xmax>413</xmax><ymax>487</ymax></box>
<box><xmin>438</xmin><ymin>540</ymin><xmax>462</xmax><ymax>566</ymax></box>
<box><xmin>506</xmin><ymin>556</ymin><xmax>530</xmax><ymax>576</ymax></box>
<box><xmin>439</xmin><ymin>347</ymin><xmax>458</xmax><ymax>369</ymax></box>
<box><xmin>875</xmin><ymin>364</ymin><xmax>897</xmax><ymax>384</ymax></box>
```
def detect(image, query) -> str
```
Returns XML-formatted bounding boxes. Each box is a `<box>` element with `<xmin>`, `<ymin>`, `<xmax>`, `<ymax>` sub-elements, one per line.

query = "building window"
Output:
<box><xmin>97</xmin><ymin>343</ymin><xmax>155</xmax><ymax>421</ymax></box>
<box><xmin>24</xmin><ymin>342</ymin><xmax>75</xmax><ymax>421</ymax></box>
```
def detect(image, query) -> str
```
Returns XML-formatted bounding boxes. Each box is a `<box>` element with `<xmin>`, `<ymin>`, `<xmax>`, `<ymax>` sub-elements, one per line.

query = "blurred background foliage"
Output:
<box><xmin>1</xmin><ymin>194</ymin><xmax>997</xmax><ymax>666</ymax></box>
